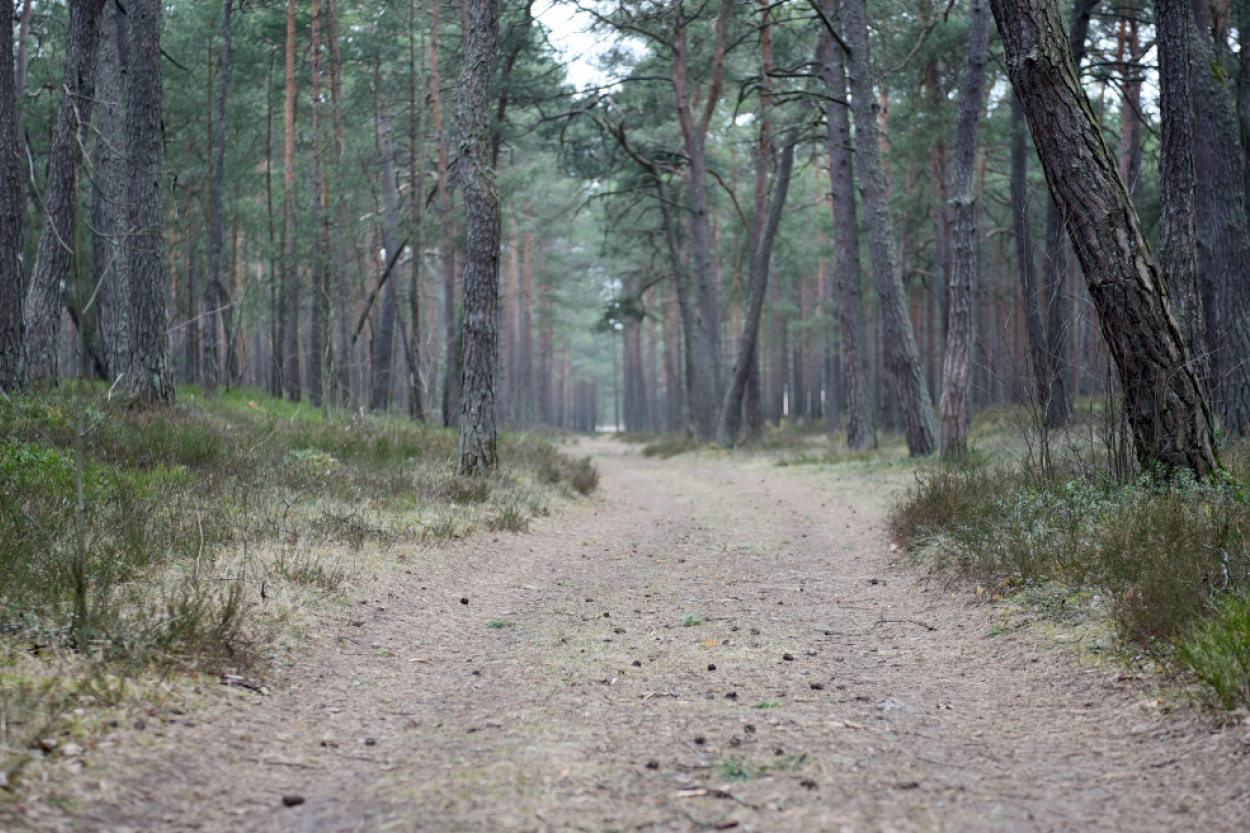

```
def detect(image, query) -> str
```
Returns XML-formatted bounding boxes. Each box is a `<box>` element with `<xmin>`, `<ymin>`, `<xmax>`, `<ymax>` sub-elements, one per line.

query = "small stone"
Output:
<box><xmin>282</xmin><ymin>795</ymin><xmax>305</xmax><ymax>807</ymax></box>
<box><xmin>707</xmin><ymin>664</ymin><xmax>717</xmax><ymax>671</ymax></box>
<box><xmin>631</xmin><ymin>660</ymin><xmax>642</xmax><ymax>667</ymax></box>
<box><xmin>810</xmin><ymin>683</ymin><xmax>824</xmax><ymax>691</ymax></box>
<box><xmin>460</xmin><ymin>598</ymin><xmax>469</xmax><ymax>605</ymax></box>
<box><xmin>645</xmin><ymin>760</ymin><xmax>659</xmax><ymax>770</ymax></box>
<box><xmin>693</xmin><ymin>736</ymin><xmax>706</xmax><ymax>745</ymax></box>
<box><xmin>782</xmin><ymin>653</ymin><xmax>794</xmax><ymax>661</ymax></box>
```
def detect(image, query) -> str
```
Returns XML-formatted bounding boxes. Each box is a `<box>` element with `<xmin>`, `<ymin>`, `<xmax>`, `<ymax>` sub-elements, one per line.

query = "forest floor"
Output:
<box><xmin>13</xmin><ymin>436</ymin><xmax>1250</xmax><ymax>832</ymax></box>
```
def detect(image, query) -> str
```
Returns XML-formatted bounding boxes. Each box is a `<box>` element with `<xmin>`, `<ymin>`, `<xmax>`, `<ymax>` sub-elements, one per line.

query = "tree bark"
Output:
<box><xmin>93</xmin><ymin>0</ymin><xmax>127</xmax><ymax>386</ymax></box>
<box><xmin>938</xmin><ymin>0</ymin><xmax>990</xmax><ymax>459</ymax></box>
<box><xmin>456</xmin><ymin>0</ymin><xmax>501</xmax><ymax>474</ymax></box>
<box><xmin>309</xmin><ymin>0</ymin><xmax>328</xmax><ymax>408</ymax></box>
<box><xmin>24</xmin><ymin>0</ymin><xmax>107</xmax><ymax>383</ymax></box>
<box><xmin>844</xmin><ymin>0</ymin><xmax>938</xmax><ymax>455</ymax></box>
<box><xmin>990</xmin><ymin>0</ymin><xmax>1218</xmax><ymax>476</ymax></box>
<box><xmin>819</xmin><ymin>4</ymin><xmax>870</xmax><ymax>448</ymax></box>
<box><xmin>430</xmin><ymin>1</ymin><xmax>459</xmax><ymax>427</ymax></box>
<box><xmin>281</xmin><ymin>0</ymin><xmax>300</xmax><ymax>402</ymax></box>
<box><xmin>371</xmin><ymin>108</ymin><xmax>402</xmax><ymax>412</ymax></box>
<box><xmin>407</xmin><ymin>0</ymin><xmax>426</xmax><ymax>421</ymax></box>
<box><xmin>1189</xmin><ymin>0</ymin><xmax>1250</xmax><ymax>435</ymax></box>
<box><xmin>125</xmin><ymin>0</ymin><xmax>173</xmax><ymax>403</ymax></box>
<box><xmin>1009</xmin><ymin>96</ymin><xmax>1053</xmax><ymax>424</ymax></box>
<box><xmin>203</xmin><ymin>0</ymin><xmax>234</xmax><ymax>398</ymax></box>
<box><xmin>0</xmin><ymin>0</ymin><xmax>23</xmax><ymax>393</ymax></box>
<box><xmin>1157</xmin><ymin>0</ymin><xmax>1205</xmax><ymax>373</ymax></box>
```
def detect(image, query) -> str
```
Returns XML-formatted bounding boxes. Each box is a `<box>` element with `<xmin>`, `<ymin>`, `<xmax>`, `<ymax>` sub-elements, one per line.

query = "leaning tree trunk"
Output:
<box><xmin>1189</xmin><ymin>0</ymin><xmax>1250</xmax><ymax>436</ymax></box>
<box><xmin>716</xmin><ymin>139</ymin><xmax>796</xmax><ymax>446</ymax></box>
<box><xmin>989</xmin><ymin>0</ymin><xmax>1218</xmax><ymax>476</ymax></box>
<box><xmin>125</xmin><ymin>0</ymin><xmax>174</xmax><ymax>404</ymax></box>
<box><xmin>843</xmin><ymin>0</ymin><xmax>937</xmax><ymax>455</ymax></box>
<box><xmin>93</xmin><ymin>0</ymin><xmax>128</xmax><ymax>385</ymax></box>
<box><xmin>24</xmin><ymin>0</ymin><xmax>107</xmax><ymax>383</ymax></box>
<box><xmin>820</xmin><ymin>4</ymin><xmax>870</xmax><ymax>449</ymax></box>
<box><xmin>456</xmin><ymin>0</ymin><xmax>501</xmax><ymax>474</ymax></box>
<box><xmin>203</xmin><ymin>0</ymin><xmax>234</xmax><ymax>398</ymax></box>
<box><xmin>1156</xmin><ymin>0</ymin><xmax>1205</xmax><ymax>370</ymax></box>
<box><xmin>0</xmin><ymin>0</ymin><xmax>23</xmax><ymax>393</ymax></box>
<box><xmin>938</xmin><ymin>0</ymin><xmax>990</xmax><ymax>459</ymax></box>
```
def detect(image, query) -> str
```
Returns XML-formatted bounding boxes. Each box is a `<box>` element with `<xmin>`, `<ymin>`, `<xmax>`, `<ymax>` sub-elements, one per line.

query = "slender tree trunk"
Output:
<box><xmin>1190</xmin><ymin>0</ymin><xmax>1250</xmax><ymax>435</ymax></box>
<box><xmin>990</xmin><ymin>0</ymin><xmax>1219</xmax><ymax>475</ymax></box>
<box><xmin>1158</xmin><ymin>0</ymin><xmax>1205</xmax><ymax>370</ymax></box>
<box><xmin>93</xmin><ymin>0</ymin><xmax>128</xmax><ymax>385</ymax></box>
<box><xmin>0</xmin><ymin>0</ymin><xmax>23</xmax><ymax>393</ymax></box>
<box><xmin>938</xmin><ymin>0</ymin><xmax>990</xmax><ymax>459</ymax></box>
<box><xmin>281</xmin><ymin>0</ymin><xmax>301</xmax><ymax>401</ymax></box>
<box><xmin>126</xmin><ymin>0</ymin><xmax>173</xmax><ymax>403</ymax></box>
<box><xmin>24</xmin><ymin>0</ymin><xmax>107</xmax><ymax>383</ymax></box>
<box><xmin>820</xmin><ymin>6</ymin><xmax>870</xmax><ymax>448</ymax></box>
<box><xmin>456</xmin><ymin>0</ymin><xmax>501</xmax><ymax>473</ymax></box>
<box><xmin>1116</xmin><ymin>3</ymin><xmax>1144</xmax><ymax>204</ymax></box>
<box><xmin>326</xmin><ymin>0</ymin><xmax>351</xmax><ymax>405</ymax></box>
<box><xmin>1010</xmin><ymin>96</ymin><xmax>1052</xmax><ymax>421</ymax></box>
<box><xmin>203</xmin><ymin>0</ymin><xmax>234</xmax><ymax>398</ymax></box>
<box><xmin>308</xmin><ymin>0</ymin><xmax>329</xmax><ymax>408</ymax></box>
<box><xmin>844</xmin><ymin>0</ymin><xmax>937</xmax><ymax>455</ymax></box>
<box><xmin>430</xmin><ymin>1</ymin><xmax>459</xmax><ymax>427</ymax></box>
<box><xmin>407</xmin><ymin>0</ymin><xmax>426</xmax><ymax>421</ymax></box>
<box><xmin>371</xmin><ymin>108</ymin><xmax>402</xmax><ymax>412</ymax></box>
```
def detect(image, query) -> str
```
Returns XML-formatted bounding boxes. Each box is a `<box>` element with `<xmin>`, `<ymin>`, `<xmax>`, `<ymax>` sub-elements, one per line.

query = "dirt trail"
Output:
<box><xmin>27</xmin><ymin>438</ymin><xmax>1250</xmax><ymax>832</ymax></box>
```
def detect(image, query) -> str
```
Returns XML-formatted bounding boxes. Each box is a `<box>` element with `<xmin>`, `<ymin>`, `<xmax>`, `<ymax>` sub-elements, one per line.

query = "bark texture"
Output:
<box><xmin>989</xmin><ymin>0</ymin><xmax>1218</xmax><ymax>475</ymax></box>
<box><xmin>93</xmin><ymin>0</ymin><xmax>128</xmax><ymax>386</ymax></box>
<box><xmin>938</xmin><ymin>0</ymin><xmax>990</xmax><ymax>459</ymax></box>
<box><xmin>456</xmin><ymin>0</ymin><xmax>501</xmax><ymax>474</ymax></box>
<box><xmin>125</xmin><ymin>0</ymin><xmax>174</xmax><ymax>403</ymax></box>
<box><xmin>281</xmin><ymin>0</ymin><xmax>300</xmax><ymax>402</ymax></box>
<box><xmin>204</xmin><ymin>0</ymin><xmax>235</xmax><ymax>397</ymax></box>
<box><xmin>844</xmin><ymin>0</ymin><xmax>937</xmax><ymax>455</ymax></box>
<box><xmin>24</xmin><ymin>0</ymin><xmax>107</xmax><ymax>383</ymax></box>
<box><xmin>0</xmin><ymin>0</ymin><xmax>23</xmax><ymax>393</ymax></box>
<box><xmin>1156</xmin><ymin>0</ymin><xmax>1205</xmax><ymax>370</ymax></box>
<box><xmin>1189</xmin><ymin>1</ymin><xmax>1250</xmax><ymax>435</ymax></box>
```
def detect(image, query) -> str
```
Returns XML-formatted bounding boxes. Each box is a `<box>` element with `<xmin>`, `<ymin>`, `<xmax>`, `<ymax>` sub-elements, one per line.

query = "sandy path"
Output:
<box><xmin>34</xmin><ymin>438</ymin><xmax>1250</xmax><ymax>832</ymax></box>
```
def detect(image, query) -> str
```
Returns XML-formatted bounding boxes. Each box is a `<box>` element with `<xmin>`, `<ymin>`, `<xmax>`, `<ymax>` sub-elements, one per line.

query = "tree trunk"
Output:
<box><xmin>456</xmin><ymin>0</ymin><xmax>501</xmax><ymax>474</ymax></box>
<box><xmin>990</xmin><ymin>0</ymin><xmax>1219</xmax><ymax>475</ymax></box>
<box><xmin>308</xmin><ymin>0</ymin><xmax>328</xmax><ymax>409</ymax></box>
<box><xmin>281</xmin><ymin>0</ymin><xmax>300</xmax><ymax>402</ymax></box>
<box><xmin>1190</xmin><ymin>0</ymin><xmax>1250</xmax><ymax>435</ymax></box>
<box><xmin>24</xmin><ymin>0</ymin><xmax>107</xmax><ymax>383</ymax></box>
<box><xmin>1009</xmin><ymin>96</ymin><xmax>1052</xmax><ymax>422</ymax></box>
<box><xmin>1041</xmin><ymin>0</ymin><xmax>1097</xmax><ymax>429</ymax></box>
<box><xmin>407</xmin><ymin>0</ymin><xmax>426</xmax><ymax>421</ymax></box>
<box><xmin>93</xmin><ymin>0</ymin><xmax>128</xmax><ymax>386</ymax></box>
<box><xmin>125</xmin><ymin>0</ymin><xmax>173</xmax><ymax>403</ymax></box>
<box><xmin>203</xmin><ymin>0</ymin><xmax>234</xmax><ymax>398</ymax></box>
<box><xmin>1157</xmin><ymin>0</ymin><xmax>1206</xmax><ymax>373</ymax></box>
<box><xmin>1116</xmin><ymin>3</ymin><xmax>1143</xmax><ymax>205</ymax></box>
<box><xmin>820</xmin><ymin>7</ymin><xmax>870</xmax><ymax>448</ymax></box>
<box><xmin>0</xmin><ymin>0</ymin><xmax>23</xmax><ymax>393</ymax></box>
<box><xmin>938</xmin><ymin>0</ymin><xmax>990</xmax><ymax>459</ymax></box>
<box><xmin>430</xmin><ymin>1</ymin><xmax>459</xmax><ymax>427</ymax></box>
<box><xmin>844</xmin><ymin>0</ymin><xmax>937</xmax><ymax>455</ymax></box>
<box><xmin>371</xmin><ymin>108</ymin><xmax>402</xmax><ymax>412</ymax></box>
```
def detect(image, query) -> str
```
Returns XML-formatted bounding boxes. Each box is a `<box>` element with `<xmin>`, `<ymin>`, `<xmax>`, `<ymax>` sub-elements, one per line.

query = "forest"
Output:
<box><xmin>0</xmin><ymin>0</ymin><xmax>1243</xmax><ymax>472</ymax></box>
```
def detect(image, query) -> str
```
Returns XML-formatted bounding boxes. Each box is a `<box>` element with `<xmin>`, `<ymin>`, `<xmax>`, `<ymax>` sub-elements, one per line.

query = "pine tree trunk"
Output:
<box><xmin>820</xmin><ymin>7</ymin><xmax>870</xmax><ymax>448</ymax></box>
<box><xmin>93</xmin><ymin>0</ymin><xmax>127</xmax><ymax>386</ymax></box>
<box><xmin>430</xmin><ymin>2</ymin><xmax>459</xmax><ymax>427</ymax></box>
<box><xmin>204</xmin><ymin>0</ymin><xmax>234</xmax><ymax>398</ymax></box>
<box><xmin>1157</xmin><ymin>0</ymin><xmax>1205</xmax><ymax>373</ymax></box>
<box><xmin>281</xmin><ymin>0</ymin><xmax>300</xmax><ymax>402</ymax></box>
<box><xmin>938</xmin><ymin>0</ymin><xmax>990</xmax><ymax>459</ymax></box>
<box><xmin>407</xmin><ymin>0</ymin><xmax>426</xmax><ymax>422</ymax></box>
<box><xmin>1189</xmin><ymin>0</ymin><xmax>1250</xmax><ymax>435</ymax></box>
<box><xmin>1009</xmin><ymin>96</ymin><xmax>1052</xmax><ymax>422</ymax></box>
<box><xmin>456</xmin><ymin>0</ymin><xmax>501</xmax><ymax>473</ymax></box>
<box><xmin>308</xmin><ymin>0</ymin><xmax>328</xmax><ymax>409</ymax></box>
<box><xmin>24</xmin><ymin>0</ymin><xmax>107</xmax><ymax>383</ymax></box>
<box><xmin>0</xmin><ymin>0</ymin><xmax>23</xmax><ymax>393</ymax></box>
<box><xmin>990</xmin><ymin>0</ymin><xmax>1219</xmax><ymax>475</ymax></box>
<box><xmin>844</xmin><ymin>0</ymin><xmax>937</xmax><ymax>455</ymax></box>
<box><xmin>125</xmin><ymin>0</ymin><xmax>173</xmax><ymax>403</ymax></box>
<box><xmin>370</xmin><ymin>107</ymin><xmax>403</xmax><ymax>413</ymax></box>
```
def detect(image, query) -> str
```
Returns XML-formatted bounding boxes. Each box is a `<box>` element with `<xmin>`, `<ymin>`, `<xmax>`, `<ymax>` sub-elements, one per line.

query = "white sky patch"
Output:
<box><xmin>537</xmin><ymin>1</ymin><xmax>611</xmax><ymax>91</ymax></box>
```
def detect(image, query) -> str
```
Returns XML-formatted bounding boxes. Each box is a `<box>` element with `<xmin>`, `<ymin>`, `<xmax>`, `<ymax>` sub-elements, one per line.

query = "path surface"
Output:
<box><xmin>36</xmin><ymin>439</ymin><xmax>1250</xmax><ymax>831</ymax></box>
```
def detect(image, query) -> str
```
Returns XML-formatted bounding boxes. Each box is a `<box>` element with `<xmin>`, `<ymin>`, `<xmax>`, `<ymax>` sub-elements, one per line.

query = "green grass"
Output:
<box><xmin>681</xmin><ymin>613</ymin><xmax>704</xmax><ymax>627</ymax></box>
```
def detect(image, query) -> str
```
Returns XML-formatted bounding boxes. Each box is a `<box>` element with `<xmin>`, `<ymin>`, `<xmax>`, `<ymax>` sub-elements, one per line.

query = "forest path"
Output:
<box><xmin>61</xmin><ymin>438</ymin><xmax>1250</xmax><ymax>831</ymax></box>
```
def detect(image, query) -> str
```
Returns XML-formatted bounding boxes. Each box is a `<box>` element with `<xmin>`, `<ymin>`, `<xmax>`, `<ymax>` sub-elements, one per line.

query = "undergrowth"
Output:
<box><xmin>0</xmin><ymin>384</ymin><xmax>597</xmax><ymax>785</ymax></box>
<box><xmin>892</xmin><ymin>436</ymin><xmax>1250</xmax><ymax>710</ymax></box>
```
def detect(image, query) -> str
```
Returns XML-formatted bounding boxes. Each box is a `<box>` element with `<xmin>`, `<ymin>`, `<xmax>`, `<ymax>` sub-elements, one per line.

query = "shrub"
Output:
<box><xmin>1177</xmin><ymin>594</ymin><xmax>1250</xmax><ymax>710</ymax></box>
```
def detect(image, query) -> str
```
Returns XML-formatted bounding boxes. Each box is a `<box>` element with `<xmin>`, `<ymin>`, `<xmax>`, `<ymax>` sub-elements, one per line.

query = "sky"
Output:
<box><xmin>535</xmin><ymin>1</ymin><xmax>613</xmax><ymax>90</ymax></box>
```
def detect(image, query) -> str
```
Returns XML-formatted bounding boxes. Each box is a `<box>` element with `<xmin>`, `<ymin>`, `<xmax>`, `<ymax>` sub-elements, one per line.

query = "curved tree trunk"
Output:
<box><xmin>24</xmin><ymin>0</ymin><xmax>107</xmax><ymax>384</ymax></box>
<box><xmin>938</xmin><ymin>0</ymin><xmax>990</xmax><ymax>459</ymax></box>
<box><xmin>0</xmin><ymin>0</ymin><xmax>23</xmax><ymax>393</ymax></box>
<box><xmin>843</xmin><ymin>0</ymin><xmax>937</xmax><ymax>455</ymax></box>
<box><xmin>456</xmin><ymin>0</ymin><xmax>501</xmax><ymax>474</ymax></box>
<box><xmin>989</xmin><ymin>0</ymin><xmax>1218</xmax><ymax>476</ymax></box>
<box><xmin>125</xmin><ymin>0</ymin><xmax>174</xmax><ymax>404</ymax></box>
